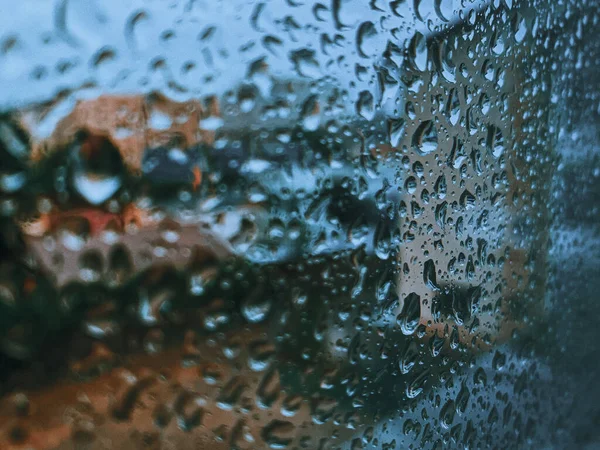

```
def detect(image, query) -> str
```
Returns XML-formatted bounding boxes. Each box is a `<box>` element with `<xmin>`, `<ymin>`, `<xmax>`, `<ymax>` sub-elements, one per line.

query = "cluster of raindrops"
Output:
<box><xmin>0</xmin><ymin>0</ymin><xmax>597</xmax><ymax>448</ymax></box>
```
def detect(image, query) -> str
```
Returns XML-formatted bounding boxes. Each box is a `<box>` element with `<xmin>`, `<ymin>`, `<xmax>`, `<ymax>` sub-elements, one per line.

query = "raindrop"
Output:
<box><xmin>241</xmin><ymin>283</ymin><xmax>272</xmax><ymax>323</ymax></box>
<box><xmin>440</xmin><ymin>399</ymin><xmax>456</xmax><ymax>429</ymax></box>
<box><xmin>388</xmin><ymin>118</ymin><xmax>406</xmax><ymax>147</ymax></box>
<box><xmin>290</xmin><ymin>49</ymin><xmax>321</xmax><ymax>79</ymax></box>
<box><xmin>356</xmin><ymin>21</ymin><xmax>378</xmax><ymax>58</ymax></box>
<box><xmin>78</xmin><ymin>250</ymin><xmax>103</xmax><ymax>282</ymax></box>
<box><xmin>301</xmin><ymin>95</ymin><xmax>321</xmax><ymax>131</ymax></box>
<box><xmin>174</xmin><ymin>392</ymin><xmax>204</xmax><ymax>431</ymax></box>
<box><xmin>357</xmin><ymin>90</ymin><xmax>376</xmax><ymax>121</ymax></box>
<box><xmin>486</xmin><ymin>124</ymin><xmax>505</xmax><ymax>158</ymax></box>
<box><xmin>490</xmin><ymin>31</ymin><xmax>506</xmax><ymax>55</ymax></box>
<box><xmin>406</xmin><ymin>369</ymin><xmax>429</xmax><ymax>398</ymax></box>
<box><xmin>445</xmin><ymin>89</ymin><xmax>461</xmax><ymax>126</ymax></box>
<box><xmin>512</xmin><ymin>12</ymin><xmax>528</xmax><ymax>43</ymax></box>
<box><xmin>261</xmin><ymin>420</ymin><xmax>296</xmax><ymax>449</ymax></box>
<box><xmin>408</xmin><ymin>32</ymin><xmax>428</xmax><ymax>71</ymax></box>
<box><xmin>412</xmin><ymin>120</ymin><xmax>438</xmax><ymax>155</ymax></box>
<box><xmin>70</xmin><ymin>132</ymin><xmax>124</xmax><ymax>205</ymax></box>
<box><xmin>256</xmin><ymin>367</ymin><xmax>281</xmax><ymax>408</ymax></box>
<box><xmin>434</xmin><ymin>0</ymin><xmax>453</xmax><ymax>22</ymax></box>
<box><xmin>397</xmin><ymin>292</ymin><xmax>421</xmax><ymax>335</ymax></box>
<box><xmin>423</xmin><ymin>259</ymin><xmax>440</xmax><ymax>290</ymax></box>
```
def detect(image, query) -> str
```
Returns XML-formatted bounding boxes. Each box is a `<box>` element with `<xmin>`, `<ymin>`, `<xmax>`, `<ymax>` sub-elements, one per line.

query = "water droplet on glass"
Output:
<box><xmin>397</xmin><ymin>292</ymin><xmax>421</xmax><ymax>335</ymax></box>
<box><xmin>412</xmin><ymin>120</ymin><xmax>438</xmax><ymax>155</ymax></box>
<box><xmin>409</xmin><ymin>32</ymin><xmax>428</xmax><ymax>72</ymax></box>
<box><xmin>357</xmin><ymin>91</ymin><xmax>376</xmax><ymax>121</ymax></box>
<box><xmin>356</xmin><ymin>21</ymin><xmax>379</xmax><ymax>58</ymax></box>
<box><xmin>262</xmin><ymin>420</ymin><xmax>296</xmax><ymax>449</ymax></box>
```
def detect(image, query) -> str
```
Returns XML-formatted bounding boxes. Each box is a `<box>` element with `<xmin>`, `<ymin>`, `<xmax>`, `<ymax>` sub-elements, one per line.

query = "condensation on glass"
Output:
<box><xmin>0</xmin><ymin>0</ymin><xmax>598</xmax><ymax>449</ymax></box>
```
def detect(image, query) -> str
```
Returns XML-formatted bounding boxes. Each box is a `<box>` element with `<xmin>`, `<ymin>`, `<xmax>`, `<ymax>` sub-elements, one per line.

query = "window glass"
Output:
<box><xmin>0</xmin><ymin>0</ymin><xmax>598</xmax><ymax>448</ymax></box>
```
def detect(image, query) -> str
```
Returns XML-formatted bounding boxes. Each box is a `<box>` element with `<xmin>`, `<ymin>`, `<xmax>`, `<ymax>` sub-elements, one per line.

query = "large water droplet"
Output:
<box><xmin>487</xmin><ymin>124</ymin><xmax>505</xmax><ymax>158</ymax></box>
<box><xmin>261</xmin><ymin>420</ymin><xmax>296</xmax><ymax>449</ymax></box>
<box><xmin>241</xmin><ymin>283</ymin><xmax>272</xmax><ymax>323</ymax></box>
<box><xmin>356</xmin><ymin>21</ymin><xmax>379</xmax><ymax>57</ymax></box>
<box><xmin>357</xmin><ymin>90</ymin><xmax>376</xmax><ymax>121</ymax></box>
<box><xmin>397</xmin><ymin>292</ymin><xmax>421</xmax><ymax>335</ymax></box>
<box><xmin>408</xmin><ymin>32</ymin><xmax>428</xmax><ymax>71</ymax></box>
<box><xmin>412</xmin><ymin>120</ymin><xmax>438</xmax><ymax>155</ymax></box>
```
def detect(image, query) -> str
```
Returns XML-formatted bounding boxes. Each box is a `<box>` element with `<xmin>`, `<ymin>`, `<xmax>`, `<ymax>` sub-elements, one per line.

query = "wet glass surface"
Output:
<box><xmin>0</xmin><ymin>0</ymin><xmax>599</xmax><ymax>448</ymax></box>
